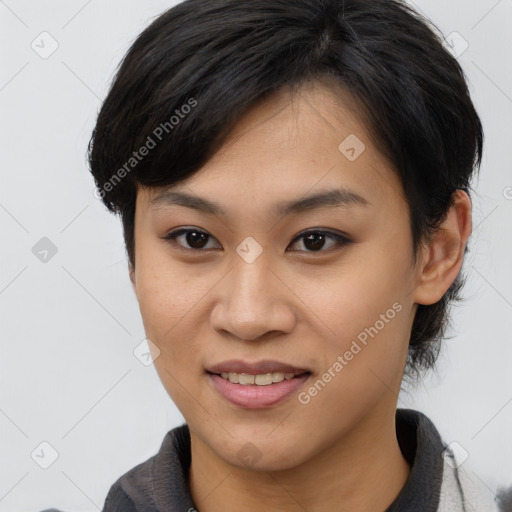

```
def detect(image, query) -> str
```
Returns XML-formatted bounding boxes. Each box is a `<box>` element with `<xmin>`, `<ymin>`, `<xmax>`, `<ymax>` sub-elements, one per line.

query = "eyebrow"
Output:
<box><xmin>150</xmin><ymin>186</ymin><xmax>371</xmax><ymax>218</ymax></box>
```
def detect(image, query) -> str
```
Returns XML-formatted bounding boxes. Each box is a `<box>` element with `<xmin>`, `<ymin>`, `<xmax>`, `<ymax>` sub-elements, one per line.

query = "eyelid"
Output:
<box><xmin>287</xmin><ymin>229</ymin><xmax>352</xmax><ymax>252</ymax></box>
<box><xmin>162</xmin><ymin>227</ymin><xmax>221</xmax><ymax>252</ymax></box>
<box><xmin>161</xmin><ymin>227</ymin><xmax>352</xmax><ymax>253</ymax></box>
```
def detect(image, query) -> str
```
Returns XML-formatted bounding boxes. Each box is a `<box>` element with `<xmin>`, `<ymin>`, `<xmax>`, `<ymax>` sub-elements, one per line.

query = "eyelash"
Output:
<box><xmin>161</xmin><ymin>227</ymin><xmax>352</xmax><ymax>254</ymax></box>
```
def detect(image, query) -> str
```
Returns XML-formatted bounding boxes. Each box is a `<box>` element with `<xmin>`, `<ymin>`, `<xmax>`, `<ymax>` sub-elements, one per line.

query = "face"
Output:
<box><xmin>130</xmin><ymin>80</ymin><xmax>424</xmax><ymax>471</ymax></box>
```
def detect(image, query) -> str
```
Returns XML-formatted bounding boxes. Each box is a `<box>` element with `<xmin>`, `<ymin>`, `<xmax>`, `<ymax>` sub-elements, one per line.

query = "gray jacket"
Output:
<box><xmin>42</xmin><ymin>409</ymin><xmax>511</xmax><ymax>511</ymax></box>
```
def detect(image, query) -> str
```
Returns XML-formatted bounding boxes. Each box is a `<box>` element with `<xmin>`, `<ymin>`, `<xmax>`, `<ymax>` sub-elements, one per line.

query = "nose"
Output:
<box><xmin>209</xmin><ymin>252</ymin><xmax>297</xmax><ymax>342</ymax></box>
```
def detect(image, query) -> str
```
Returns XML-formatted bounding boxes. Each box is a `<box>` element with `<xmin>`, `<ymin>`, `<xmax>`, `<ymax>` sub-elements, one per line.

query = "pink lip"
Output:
<box><xmin>206</xmin><ymin>359</ymin><xmax>310</xmax><ymax>375</ymax></box>
<box><xmin>208</xmin><ymin>373</ymin><xmax>311</xmax><ymax>409</ymax></box>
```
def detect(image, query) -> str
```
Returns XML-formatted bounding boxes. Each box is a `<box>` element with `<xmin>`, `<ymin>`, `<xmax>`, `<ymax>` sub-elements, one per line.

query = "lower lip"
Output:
<box><xmin>208</xmin><ymin>373</ymin><xmax>310</xmax><ymax>409</ymax></box>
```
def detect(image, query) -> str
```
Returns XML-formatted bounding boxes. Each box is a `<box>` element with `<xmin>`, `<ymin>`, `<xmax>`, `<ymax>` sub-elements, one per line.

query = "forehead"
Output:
<box><xmin>138</xmin><ymin>80</ymin><xmax>405</xmax><ymax>218</ymax></box>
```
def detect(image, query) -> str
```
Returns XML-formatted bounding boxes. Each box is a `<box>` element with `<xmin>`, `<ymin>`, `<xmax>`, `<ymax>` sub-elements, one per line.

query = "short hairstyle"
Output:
<box><xmin>88</xmin><ymin>0</ymin><xmax>483</xmax><ymax>381</ymax></box>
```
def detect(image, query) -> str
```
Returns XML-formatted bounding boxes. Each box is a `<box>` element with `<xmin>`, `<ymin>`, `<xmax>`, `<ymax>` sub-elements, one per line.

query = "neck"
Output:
<box><xmin>188</xmin><ymin>406</ymin><xmax>411</xmax><ymax>512</ymax></box>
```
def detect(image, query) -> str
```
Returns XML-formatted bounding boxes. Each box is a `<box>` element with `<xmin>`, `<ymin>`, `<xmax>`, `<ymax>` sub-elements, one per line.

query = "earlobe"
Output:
<box><xmin>413</xmin><ymin>190</ymin><xmax>472</xmax><ymax>306</ymax></box>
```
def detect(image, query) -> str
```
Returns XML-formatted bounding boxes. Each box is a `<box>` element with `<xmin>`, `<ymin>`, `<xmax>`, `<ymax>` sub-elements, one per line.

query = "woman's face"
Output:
<box><xmin>130</xmin><ymin>81</ymin><xmax>425</xmax><ymax>470</ymax></box>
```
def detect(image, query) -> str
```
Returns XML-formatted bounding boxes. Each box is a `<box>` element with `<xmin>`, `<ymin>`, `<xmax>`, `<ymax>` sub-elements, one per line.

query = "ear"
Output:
<box><xmin>413</xmin><ymin>190</ymin><xmax>472</xmax><ymax>306</ymax></box>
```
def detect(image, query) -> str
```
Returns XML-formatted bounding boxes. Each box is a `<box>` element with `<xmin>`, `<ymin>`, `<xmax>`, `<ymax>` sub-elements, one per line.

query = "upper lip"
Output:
<box><xmin>206</xmin><ymin>359</ymin><xmax>310</xmax><ymax>375</ymax></box>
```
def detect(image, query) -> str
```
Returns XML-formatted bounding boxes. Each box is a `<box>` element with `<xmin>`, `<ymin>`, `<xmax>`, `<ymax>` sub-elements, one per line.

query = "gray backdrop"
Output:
<box><xmin>1</xmin><ymin>0</ymin><xmax>511</xmax><ymax>510</ymax></box>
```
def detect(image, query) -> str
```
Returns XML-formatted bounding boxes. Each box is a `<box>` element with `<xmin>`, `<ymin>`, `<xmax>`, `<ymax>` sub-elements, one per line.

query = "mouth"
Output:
<box><xmin>206</xmin><ymin>360</ymin><xmax>312</xmax><ymax>409</ymax></box>
<box><xmin>212</xmin><ymin>370</ymin><xmax>308</xmax><ymax>386</ymax></box>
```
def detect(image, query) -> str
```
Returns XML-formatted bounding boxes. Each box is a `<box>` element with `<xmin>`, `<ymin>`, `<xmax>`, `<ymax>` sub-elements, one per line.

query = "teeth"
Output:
<box><xmin>238</xmin><ymin>373</ymin><xmax>255</xmax><ymax>385</ymax></box>
<box><xmin>273</xmin><ymin>372</ymin><xmax>285</xmax><ymax>382</ymax></box>
<box><xmin>219</xmin><ymin>371</ymin><xmax>300</xmax><ymax>385</ymax></box>
<box><xmin>255</xmin><ymin>374</ymin><xmax>273</xmax><ymax>385</ymax></box>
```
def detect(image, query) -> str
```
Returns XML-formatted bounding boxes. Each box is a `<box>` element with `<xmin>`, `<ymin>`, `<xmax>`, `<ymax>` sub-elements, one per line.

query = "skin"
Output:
<box><xmin>129</xmin><ymin>80</ymin><xmax>472</xmax><ymax>512</ymax></box>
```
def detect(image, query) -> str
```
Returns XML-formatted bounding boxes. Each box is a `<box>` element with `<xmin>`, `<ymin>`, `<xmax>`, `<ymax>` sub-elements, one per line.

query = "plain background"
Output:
<box><xmin>1</xmin><ymin>0</ymin><xmax>511</xmax><ymax>510</ymax></box>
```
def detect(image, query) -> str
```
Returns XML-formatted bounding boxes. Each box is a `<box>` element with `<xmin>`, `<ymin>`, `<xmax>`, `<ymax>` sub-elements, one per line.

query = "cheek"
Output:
<box><xmin>137</xmin><ymin>275</ymin><xmax>198</xmax><ymax>346</ymax></box>
<box><xmin>134</xmin><ymin>236</ymin><xmax>200</xmax><ymax>324</ymax></box>
<box><xmin>133</xmin><ymin>250</ymin><xmax>194</xmax><ymax>350</ymax></box>
<box><xmin>296</xmin><ymin>237</ymin><xmax>413</xmax><ymax>379</ymax></box>
<box><xmin>134</xmin><ymin>256</ymin><xmax>225</xmax><ymax>390</ymax></box>
<box><xmin>295</xmin><ymin>274</ymin><xmax>409</xmax><ymax>429</ymax></box>
<box><xmin>305</xmin><ymin>249</ymin><xmax>410</xmax><ymax>332</ymax></box>
<box><xmin>135</xmin><ymin>264</ymin><xmax>210</xmax><ymax>414</ymax></box>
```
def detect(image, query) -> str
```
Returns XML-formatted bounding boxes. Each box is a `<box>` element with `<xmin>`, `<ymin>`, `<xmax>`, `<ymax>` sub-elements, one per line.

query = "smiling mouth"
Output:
<box><xmin>209</xmin><ymin>371</ymin><xmax>311</xmax><ymax>386</ymax></box>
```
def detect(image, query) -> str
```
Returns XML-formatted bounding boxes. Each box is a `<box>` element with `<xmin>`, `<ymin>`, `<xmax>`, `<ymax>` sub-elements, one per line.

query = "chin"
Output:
<box><xmin>206</xmin><ymin>428</ymin><xmax>316</xmax><ymax>473</ymax></box>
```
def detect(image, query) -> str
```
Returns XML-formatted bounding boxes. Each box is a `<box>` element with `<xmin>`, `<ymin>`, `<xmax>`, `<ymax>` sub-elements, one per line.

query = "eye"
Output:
<box><xmin>162</xmin><ymin>227</ymin><xmax>351</xmax><ymax>253</ymax></box>
<box><xmin>287</xmin><ymin>230</ymin><xmax>352</xmax><ymax>253</ymax></box>
<box><xmin>162</xmin><ymin>227</ymin><xmax>221</xmax><ymax>251</ymax></box>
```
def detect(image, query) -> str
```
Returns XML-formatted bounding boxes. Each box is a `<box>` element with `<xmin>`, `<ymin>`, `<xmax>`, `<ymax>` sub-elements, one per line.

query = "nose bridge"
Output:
<box><xmin>210</xmin><ymin>242</ymin><xmax>295</xmax><ymax>341</ymax></box>
<box><xmin>229</xmin><ymin>247</ymin><xmax>275</xmax><ymax>318</ymax></box>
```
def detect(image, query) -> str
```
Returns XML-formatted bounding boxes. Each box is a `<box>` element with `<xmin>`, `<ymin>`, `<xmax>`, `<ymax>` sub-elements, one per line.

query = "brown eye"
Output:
<box><xmin>288</xmin><ymin>230</ymin><xmax>351</xmax><ymax>253</ymax></box>
<box><xmin>162</xmin><ymin>228</ymin><xmax>221</xmax><ymax>250</ymax></box>
<box><xmin>161</xmin><ymin>227</ymin><xmax>351</xmax><ymax>253</ymax></box>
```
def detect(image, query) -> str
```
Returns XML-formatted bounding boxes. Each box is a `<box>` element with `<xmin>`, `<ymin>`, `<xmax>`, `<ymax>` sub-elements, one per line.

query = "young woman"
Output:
<box><xmin>84</xmin><ymin>0</ymin><xmax>509</xmax><ymax>510</ymax></box>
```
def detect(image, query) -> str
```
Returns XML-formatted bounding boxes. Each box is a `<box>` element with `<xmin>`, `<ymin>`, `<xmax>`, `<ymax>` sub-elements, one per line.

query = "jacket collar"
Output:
<box><xmin>104</xmin><ymin>408</ymin><xmax>502</xmax><ymax>511</ymax></box>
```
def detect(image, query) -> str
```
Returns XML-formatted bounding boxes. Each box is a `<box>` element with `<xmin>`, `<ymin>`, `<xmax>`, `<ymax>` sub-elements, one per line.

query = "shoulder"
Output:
<box><xmin>102</xmin><ymin>445</ymin><xmax>159</xmax><ymax>511</ymax></box>
<box><xmin>439</xmin><ymin>443</ymin><xmax>510</xmax><ymax>512</ymax></box>
<box><xmin>394</xmin><ymin>409</ymin><xmax>510</xmax><ymax>512</ymax></box>
<box><xmin>102</xmin><ymin>424</ymin><xmax>190</xmax><ymax>512</ymax></box>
